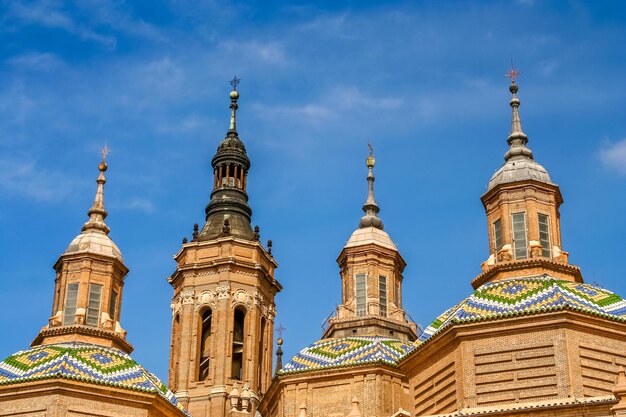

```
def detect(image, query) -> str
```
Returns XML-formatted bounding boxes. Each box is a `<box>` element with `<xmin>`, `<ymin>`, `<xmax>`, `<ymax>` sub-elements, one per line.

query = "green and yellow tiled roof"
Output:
<box><xmin>419</xmin><ymin>275</ymin><xmax>626</xmax><ymax>342</ymax></box>
<box><xmin>280</xmin><ymin>335</ymin><xmax>415</xmax><ymax>374</ymax></box>
<box><xmin>0</xmin><ymin>342</ymin><xmax>187</xmax><ymax>415</ymax></box>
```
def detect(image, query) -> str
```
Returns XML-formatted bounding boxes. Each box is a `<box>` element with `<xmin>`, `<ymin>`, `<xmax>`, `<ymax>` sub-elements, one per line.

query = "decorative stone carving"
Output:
<box><xmin>100</xmin><ymin>312</ymin><xmax>114</xmax><ymax>330</ymax></box>
<box><xmin>180</xmin><ymin>290</ymin><xmax>195</xmax><ymax>305</ymax></box>
<box><xmin>231</xmin><ymin>288</ymin><xmax>252</xmax><ymax>309</ymax></box>
<box><xmin>497</xmin><ymin>244</ymin><xmax>513</xmax><ymax>262</ymax></box>
<box><xmin>115</xmin><ymin>321</ymin><xmax>127</xmax><ymax>337</ymax></box>
<box><xmin>49</xmin><ymin>310</ymin><xmax>63</xmax><ymax>327</ymax></box>
<box><xmin>196</xmin><ymin>289</ymin><xmax>217</xmax><ymax>310</ymax></box>
<box><xmin>529</xmin><ymin>240</ymin><xmax>542</xmax><ymax>258</ymax></box>
<box><xmin>267</xmin><ymin>303</ymin><xmax>277</xmax><ymax>319</ymax></box>
<box><xmin>253</xmin><ymin>289</ymin><xmax>264</xmax><ymax>306</ymax></box>
<box><xmin>217</xmin><ymin>284</ymin><xmax>231</xmax><ymax>300</ymax></box>
<box><xmin>74</xmin><ymin>308</ymin><xmax>86</xmax><ymax>325</ymax></box>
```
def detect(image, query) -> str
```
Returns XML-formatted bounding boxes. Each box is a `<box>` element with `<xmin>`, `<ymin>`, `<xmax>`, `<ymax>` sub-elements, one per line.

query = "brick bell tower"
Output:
<box><xmin>474</xmin><ymin>72</ymin><xmax>581</xmax><ymax>289</ymax></box>
<box><xmin>323</xmin><ymin>147</ymin><xmax>417</xmax><ymax>342</ymax></box>
<box><xmin>167</xmin><ymin>79</ymin><xmax>281</xmax><ymax>417</ymax></box>
<box><xmin>32</xmin><ymin>149</ymin><xmax>132</xmax><ymax>353</ymax></box>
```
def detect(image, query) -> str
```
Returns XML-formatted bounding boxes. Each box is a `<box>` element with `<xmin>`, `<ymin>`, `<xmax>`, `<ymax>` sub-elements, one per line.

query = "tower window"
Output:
<box><xmin>86</xmin><ymin>283</ymin><xmax>103</xmax><ymax>326</ymax></box>
<box><xmin>379</xmin><ymin>276</ymin><xmax>387</xmax><ymax>317</ymax></box>
<box><xmin>395</xmin><ymin>283</ymin><xmax>400</xmax><ymax>308</ymax></box>
<box><xmin>109</xmin><ymin>289</ymin><xmax>117</xmax><ymax>321</ymax></box>
<box><xmin>63</xmin><ymin>283</ymin><xmax>79</xmax><ymax>325</ymax></box>
<box><xmin>493</xmin><ymin>219</ymin><xmax>503</xmax><ymax>252</ymax></box>
<box><xmin>538</xmin><ymin>214</ymin><xmax>551</xmax><ymax>258</ymax></box>
<box><xmin>232</xmin><ymin>308</ymin><xmax>245</xmax><ymax>380</ymax></box>
<box><xmin>355</xmin><ymin>274</ymin><xmax>367</xmax><ymax>316</ymax></box>
<box><xmin>199</xmin><ymin>309</ymin><xmax>212</xmax><ymax>381</ymax></box>
<box><xmin>512</xmin><ymin>212</ymin><xmax>528</xmax><ymax>260</ymax></box>
<box><xmin>258</xmin><ymin>317</ymin><xmax>266</xmax><ymax>393</ymax></box>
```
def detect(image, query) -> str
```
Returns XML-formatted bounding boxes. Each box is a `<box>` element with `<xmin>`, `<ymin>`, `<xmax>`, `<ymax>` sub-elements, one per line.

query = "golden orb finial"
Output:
<box><xmin>366</xmin><ymin>141</ymin><xmax>375</xmax><ymax>168</ymax></box>
<box><xmin>277</xmin><ymin>337</ymin><xmax>283</xmax><ymax>346</ymax></box>
<box><xmin>230</xmin><ymin>89</ymin><xmax>239</xmax><ymax>100</ymax></box>
<box><xmin>99</xmin><ymin>145</ymin><xmax>110</xmax><ymax>172</ymax></box>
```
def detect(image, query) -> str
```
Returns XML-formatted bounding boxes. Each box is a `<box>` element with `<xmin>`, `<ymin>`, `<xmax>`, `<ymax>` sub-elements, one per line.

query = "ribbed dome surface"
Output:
<box><xmin>65</xmin><ymin>230</ymin><xmax>123</xmax><ymax>261</ymax></box>
<box><xmin>488</xmin><ymin>157</ymin><xmax>552</xmax><ymax>191</ymax></box>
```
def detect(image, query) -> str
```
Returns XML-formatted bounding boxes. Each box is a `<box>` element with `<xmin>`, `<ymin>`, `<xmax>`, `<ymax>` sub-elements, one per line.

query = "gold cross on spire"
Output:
<box><xmin>506</xmin><ymin>66</ymin><xmax>520</xmax><ymax>83</ymax></box>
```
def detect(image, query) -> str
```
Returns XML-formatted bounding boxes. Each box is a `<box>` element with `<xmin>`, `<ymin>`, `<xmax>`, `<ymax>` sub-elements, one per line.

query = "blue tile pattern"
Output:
<box><xmin>280</xmin><ymin>335</ymin><xmax>415</xmax><ymax>374</ymax></box>
<box><xmin>420</xmin><ymin>276</ymin><xmax>626</xmax><ymax>342</ymax></box>
<box><xmin>0</xmin><ymin>342</ymin><xmax>187</xmax><ymax>415</ymax></box>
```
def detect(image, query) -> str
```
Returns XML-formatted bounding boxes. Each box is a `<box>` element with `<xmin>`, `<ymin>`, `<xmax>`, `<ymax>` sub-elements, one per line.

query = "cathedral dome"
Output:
<box><xmin>217</xmin><ymin>134</ymin><xmax>247</xmax><ymax>153</ymax></box>
<box><xmin>419</xmin><ymin>276</ymin><xmax>626</xmax><ymax>342</ymax></box>
<box><xmin>65</xmin><ymin>229</ymin><xmax>123</xmax><ymax>261</ymax></box>
<box><xmin>279</xmin><ymin>335</ymin><xmax>416</xmax><ymax>374</ymax></box>
<box><xmin>345</xmin><ymin>226</ymin><xmax>397</xmax><ymax>251</ymax></box>
<box><xmin>0</xmin><ymin>342</ymin><xmax>187</xmax><ymax>415</ymax></box>
<box><xmin>487</xmin><ymin>157</ymin><xmax>553</xmax><ymax>191</ymax></box>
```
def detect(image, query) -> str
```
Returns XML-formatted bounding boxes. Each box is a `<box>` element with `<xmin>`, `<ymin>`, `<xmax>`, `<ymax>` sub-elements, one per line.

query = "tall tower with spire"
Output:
<box><xmin>323</xmin><ymin>147</ymin><xmax>417</xmax><ymax>341</ymax></box>
<box><xmin>32</xmin><ymin>150</ymin><xmax>131</xmax><ymax>352</ymax></box>
<box><xmin>475</xmin><ymin>74</ymin><xmax>581</xmax><ymax>288</ymax></box>
<box><xmin>167</xmin><ymin>81</ymin><xmax>281</xmax><ymax>417</ymax></box>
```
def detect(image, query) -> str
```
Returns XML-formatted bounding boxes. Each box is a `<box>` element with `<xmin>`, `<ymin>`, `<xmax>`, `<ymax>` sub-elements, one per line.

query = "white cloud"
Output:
<box><xmin>219</xmin><ymin>40</ymin><xmax>289</xmax><ymax>65</ymax></box>
<box><xmin>7</xmin><ymin>52</ymin><xmax>64</xmax><ymax>71</ymax></box>
<box><xmin>600</xmin><ymin>139</ymin><xmax>626</xmax><ymax>175</ymax></box>
<box><xmin>8</xmin><ymin>0</ymin><xmax>117</xmax><ymax>48</ymax></box>
<box><xmin>114</xmin><ymin>197</ymin><xmax>156</xmax><ymax>214</ymax></box>
<box><xmin>0</xmin><ymin>156</ymin><xmax>80</xmax><ymax>202</ymax></box>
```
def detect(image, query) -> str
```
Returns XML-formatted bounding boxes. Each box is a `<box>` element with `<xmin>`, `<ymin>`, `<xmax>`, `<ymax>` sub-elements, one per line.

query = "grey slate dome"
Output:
<box><xmin>487</xmin><ymin>79</ymin><xmax>554</xmax><ymax>191</ymax></box>
<box><xmin>488</xmin><ymin>157</ymin><xmax>553</xmax><ymax>190</ymax></box>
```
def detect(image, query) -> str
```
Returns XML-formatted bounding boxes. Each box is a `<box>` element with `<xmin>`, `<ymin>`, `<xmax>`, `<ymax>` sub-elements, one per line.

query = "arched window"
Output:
<box><xmin>232</xmin><ymin>308</ymin><xmax>245</xmax><ymax>380</ymax></box>
<box><xmin>258</xmin><ymin>317</ymin><xmax>266</xmax><ymax>392</ymax></box>
<box><xmin>198</xmin><ymin>309</ymin><xmax>212</xmax><ymax>381</ymax></box>
<box><xmin>170</xmin><ymin>314</ymin><xmax>181</xmax><ymax>389</ymax></box>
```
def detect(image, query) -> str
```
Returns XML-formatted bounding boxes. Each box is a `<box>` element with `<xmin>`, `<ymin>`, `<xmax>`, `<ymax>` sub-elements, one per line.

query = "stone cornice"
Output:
<box><xmin>481</xmin><ymin>178</ymin><xmax>563</xmax><ymax>207</ymax></box>
<box><xmin>31</xmin><ymin>325</ymin><xmax>133</xmax><ymax>353</ymax></box>
<box><xmin>472</xmin><ymin>258</ymin><xmax>582</xmax><ymax>289</ymax></box>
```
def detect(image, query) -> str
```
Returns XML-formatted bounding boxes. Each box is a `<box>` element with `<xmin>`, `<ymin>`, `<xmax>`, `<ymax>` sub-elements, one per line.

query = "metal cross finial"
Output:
<box><xmin>100</xmin><ymin>144</ymin><xmax>111</xmax><ymax>162</ymax></box>
<box><xmin>368</xmin><ymin>141</ymin><xmax>373</xmax><ymax>156</ymax></box>
<box><xmin>505</xmin><ymin>66</ymin><xmax>520</xmax><ymax>83</ymax></box>
<box><xmin>276</xmin><ymin>324</ymin><xmax>286</xmax><ymax>338</ymax></box>
<box><xmin>229</xmin><ymin>75</ymin><xmax>241</xmax><ymax>90</ymax></box>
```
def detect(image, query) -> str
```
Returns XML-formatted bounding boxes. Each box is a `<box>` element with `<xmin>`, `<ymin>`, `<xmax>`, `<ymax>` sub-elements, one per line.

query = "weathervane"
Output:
<box><xmin>100</xmin><ymin>144</ymin><xmax>111</xmax><ymax>162</ymax></box>
<box><xmin>505</xmin><ymin>66</ymin><xmax>520</xmax><ymax>83</ymax></box>
<box><xmin>229</xmin><ymin>75</ymin><xmax>241</xmax><ymax>91</ymax></box>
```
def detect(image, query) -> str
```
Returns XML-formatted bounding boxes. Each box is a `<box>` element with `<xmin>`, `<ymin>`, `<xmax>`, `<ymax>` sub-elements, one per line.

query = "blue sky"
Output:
<box><xmin>1</xmin><ymin>0</ymin><xmax>626</xmax><ymax>382</ymax></box>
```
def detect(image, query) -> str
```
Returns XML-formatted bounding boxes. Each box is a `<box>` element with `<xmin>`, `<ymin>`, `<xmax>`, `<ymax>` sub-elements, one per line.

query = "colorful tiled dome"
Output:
<box><xmin>0</xmin><ymin>342</ymin><xmax>187</xmax><ymax>414</ymax></box>
<box><xmin>419</xmin><ymin>275</ymin><xmax>626</xmax><ymax>342</ymax></box>
<box><xmin>280</xmin><ymin>335</ymin><xmax>416</xmax><ymax>374</ymax></box>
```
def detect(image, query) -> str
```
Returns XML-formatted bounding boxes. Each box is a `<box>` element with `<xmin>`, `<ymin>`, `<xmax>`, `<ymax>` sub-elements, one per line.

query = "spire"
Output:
<box><xmin>359</xmin><ymin>143</ymin><xmax>383</xmax><ymax>229</ymax></box>
<box><xmin>82</xmin><ymin>146</ymin><xmax>111</xmax><ymax>235</ymax></box>
<box><xmin>200</xmin><ymin>78</ymin><xmax>253</xmax><ymax>241</ymax></box>
<box><xmin>228</xmin><ymin>76</ymin><xmax>240</xmax><ymax>134</ymax></box>
<box><xmin>504</xmin><ymin>68</ymin><xmax>533</xmax><ymax>161</ymax></box>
